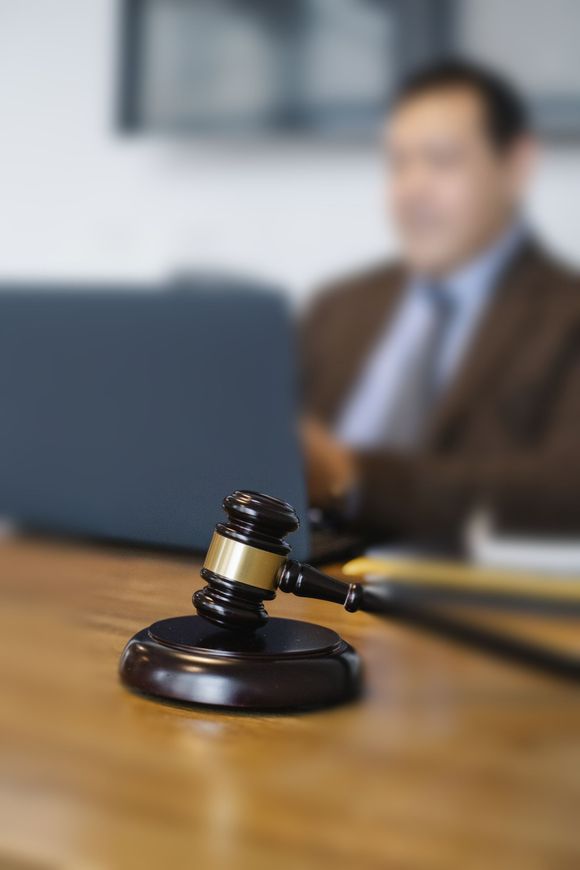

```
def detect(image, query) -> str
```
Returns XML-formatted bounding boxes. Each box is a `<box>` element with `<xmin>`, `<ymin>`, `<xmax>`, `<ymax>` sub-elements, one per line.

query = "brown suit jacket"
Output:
<box><xmin>301</xmin><ymin>241</ymin><xmax>580</xmax><ymax>541</ymax></box>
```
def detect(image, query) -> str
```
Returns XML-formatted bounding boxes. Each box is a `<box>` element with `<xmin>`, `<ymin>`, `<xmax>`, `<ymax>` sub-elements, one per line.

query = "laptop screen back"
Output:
<box><xmin>0</xmin><ymin>279</ymin><xmax>309</xmax><ymax>558</ymax></box>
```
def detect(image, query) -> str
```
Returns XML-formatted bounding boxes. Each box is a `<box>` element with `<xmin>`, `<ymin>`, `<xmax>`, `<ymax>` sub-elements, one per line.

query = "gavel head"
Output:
<box><xmin>193</xmin><ymin>490</ymin><xmax>299</xmax><ymax>631</ymax></box>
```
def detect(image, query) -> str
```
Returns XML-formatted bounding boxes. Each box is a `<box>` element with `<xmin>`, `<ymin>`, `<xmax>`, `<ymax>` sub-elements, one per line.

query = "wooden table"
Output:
<box><xmin>1</xmin><ymin>536</ymin><xmax>580</xmax><ymax>870</ymax></box>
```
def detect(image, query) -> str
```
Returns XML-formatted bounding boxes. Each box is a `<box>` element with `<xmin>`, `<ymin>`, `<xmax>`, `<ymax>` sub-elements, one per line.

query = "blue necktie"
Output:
<box><xmin>382</xmin><ymin>283</ymin><xmax>455</xmax><ymax>449</ymax></box>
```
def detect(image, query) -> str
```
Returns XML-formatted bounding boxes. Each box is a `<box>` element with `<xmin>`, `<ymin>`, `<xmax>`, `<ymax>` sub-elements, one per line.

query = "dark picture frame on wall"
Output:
<box><xmin>116</xmin><ymin>0</ymin><xmax>579</xmax><ymax>138</ymax></box>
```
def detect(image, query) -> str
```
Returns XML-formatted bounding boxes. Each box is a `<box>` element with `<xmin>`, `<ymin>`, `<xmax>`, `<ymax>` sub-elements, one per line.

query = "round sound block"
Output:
<box><xmin>119</xmin><ymin>615</ymin><xmax>362</xmax><ymax>711</ymax></box>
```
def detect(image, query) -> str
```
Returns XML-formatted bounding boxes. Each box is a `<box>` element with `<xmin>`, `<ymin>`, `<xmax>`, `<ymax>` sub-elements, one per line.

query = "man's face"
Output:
<box><xmin>386</xmin><ymin>86</ymin><xmax>534</xmax><ymax>276</ymax></box>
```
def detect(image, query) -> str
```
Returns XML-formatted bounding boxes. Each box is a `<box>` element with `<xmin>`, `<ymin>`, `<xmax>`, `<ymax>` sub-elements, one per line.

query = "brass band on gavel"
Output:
<box><xmin>203</xmin><ymin>531</ymin><xmax>286</xmax><ymax>591</ymax></box>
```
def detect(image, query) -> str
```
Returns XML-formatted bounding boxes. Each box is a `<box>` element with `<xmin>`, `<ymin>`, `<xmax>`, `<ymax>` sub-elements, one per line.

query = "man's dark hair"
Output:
<box><xmin>392</xmin><ymin>58</ymin><xmax>531</xmax><ymax>150</ymax></box>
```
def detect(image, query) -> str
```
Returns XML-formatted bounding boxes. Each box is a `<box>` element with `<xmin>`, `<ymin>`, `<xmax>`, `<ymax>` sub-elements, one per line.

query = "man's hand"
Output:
<box><xmin>300</xmin><ymin>418</ymin><xmax>357</xmax><ymax>510</ymax></box>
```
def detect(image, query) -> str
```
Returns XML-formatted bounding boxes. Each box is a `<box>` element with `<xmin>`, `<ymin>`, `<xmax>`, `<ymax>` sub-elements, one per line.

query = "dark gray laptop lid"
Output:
<box><xmin>0</xmin><ymin>278</ymin><xmax>309</xmax><ymax>558</ymax></box>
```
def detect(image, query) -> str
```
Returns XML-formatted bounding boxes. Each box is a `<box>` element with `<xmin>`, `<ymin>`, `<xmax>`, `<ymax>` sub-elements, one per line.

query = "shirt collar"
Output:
<box><xmin>412</xmin><ymin>221</ymin><xmax>527</xmax><ymax>311</ymax></box>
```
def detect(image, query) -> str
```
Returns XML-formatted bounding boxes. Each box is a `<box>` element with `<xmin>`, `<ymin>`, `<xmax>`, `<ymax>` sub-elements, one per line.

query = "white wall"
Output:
<box><xmin>0</xmin><ymin>0</ymin><xmax>578</xmax><ymax>306</ymax></box>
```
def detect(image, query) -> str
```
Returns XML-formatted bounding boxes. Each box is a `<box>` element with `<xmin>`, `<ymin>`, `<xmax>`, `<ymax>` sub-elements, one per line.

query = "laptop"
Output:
<box><xmin>0</xmin><ymin>275</ymin><xmax>365</xmax><ymax>562</ymax></box>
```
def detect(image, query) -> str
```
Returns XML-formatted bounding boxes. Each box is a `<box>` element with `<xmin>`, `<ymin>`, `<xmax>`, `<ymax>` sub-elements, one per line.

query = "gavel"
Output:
<box><xmin>120</xmin><ymin>489</ymin><xmax>370</xmax><ymax>711</ymax></box>
<box><xmin>193</xmin><ymin>490</ymin><xmax>369</xmax><ymax>631</ymax></box>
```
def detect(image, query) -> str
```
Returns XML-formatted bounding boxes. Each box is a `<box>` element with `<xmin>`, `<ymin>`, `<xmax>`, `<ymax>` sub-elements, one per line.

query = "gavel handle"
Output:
<box><xmin>277</xmin><ymin>560</ymin><xmax>372</xmax><ymax>612</ymax></box>
<box><xmin>277</xmin><ymin>560</ymin><xmax>580</xmax><ymax>681</ymax></box>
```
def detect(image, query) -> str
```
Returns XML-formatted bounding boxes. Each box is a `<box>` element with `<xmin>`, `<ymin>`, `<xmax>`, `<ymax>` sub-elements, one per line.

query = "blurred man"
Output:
<box><xmin>301</xmin><ymin>60</ymin><xmax>580</xmax><ymax>543</ymax></box>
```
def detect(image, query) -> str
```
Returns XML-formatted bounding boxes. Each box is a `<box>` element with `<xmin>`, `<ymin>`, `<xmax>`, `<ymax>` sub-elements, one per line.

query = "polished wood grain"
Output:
<box><xmin>1</xmin><ymin>534</ymin><xmax>580</xmax><ymax>870</ymax></box>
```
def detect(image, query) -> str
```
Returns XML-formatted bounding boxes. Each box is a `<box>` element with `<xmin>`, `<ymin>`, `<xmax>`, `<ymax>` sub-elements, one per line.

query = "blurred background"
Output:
<box><xmin>0</xmin><ymin>0</ymin><xmax>578</xmax><ymax>304</ymax></box>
